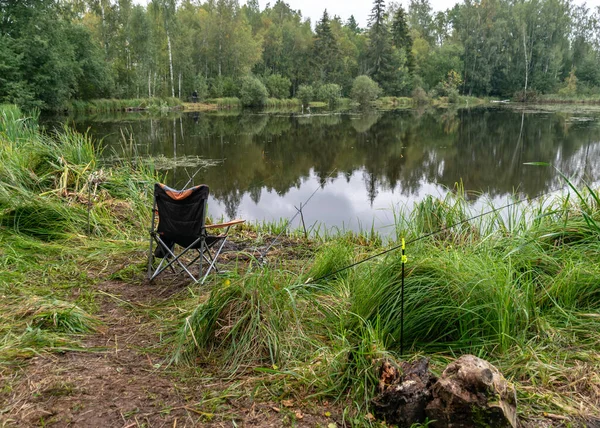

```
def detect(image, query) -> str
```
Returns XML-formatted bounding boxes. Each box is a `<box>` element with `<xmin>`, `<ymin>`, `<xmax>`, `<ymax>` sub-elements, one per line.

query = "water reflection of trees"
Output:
<box><xmin>84</xmin><ymin>108</ymin><xmax>600</xmax><ymax>216</ymax></box>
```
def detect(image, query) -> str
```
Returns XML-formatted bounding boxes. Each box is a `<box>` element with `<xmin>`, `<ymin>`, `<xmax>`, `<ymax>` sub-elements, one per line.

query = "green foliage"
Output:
<box><xmin>420</xmin><ymin>43</ymin><xmax>463</xmax><ymax>91</ymax></box>
<box><xmin>558</xmin><ymin>68</ymin><xmax>578</xmax><ymax>97</ymax></box>
<box><xmin>209</xmin><ymin>97</ymin><xmax>241</xmax><ymax>108</ymax></box>
<box><xmin>3</xmin><ymin>0</ymin><xmax>600</xmax><ymax>108</ymax></box>
<box><xmin>239</xmin><ymin>75</ymin><xmax>268</xmax><ymax>107</ymax></box>
<box><xmin>193</xmin><ymin>74</ymin><xmax>209</xmax><ymax>101</ymax></box>
<box><xmin>392</xmin><ymin>5</ymin><xmax>414</xmax><ymax>70</ymax></box>
<box><xmin>315</xmin><ymin>83</ymin><xmax>342</xmax><ymax>108</ymax></box>
<box><xmin>307</xmin><ymin>239</ymin><xmax>354</xmax><ymax>281</ymax></box>
<box><xmin>0</xmin><ymin>105</ymin><xmax>156</xmax><ymax>240</ymax></box>
<box><xmin>313</xmin><ymin>10</ymin><xmax>342</xmax><ymax>83</ymax></box>
<box><xmin>447</xmin><ymin>88</ymin><xmax>460</xmax><ymax>104</ymax></box>
<box><xmin>411</xmin><ymin>86</ymin><xmax>429</xmax><ymax>104</ymax></box>
<box><xmin>351</xmin><ymin>75</ymin><xmax>382</xmax><ymax>106</ymax></box>
<box><xmin>264</xmin><ymin>74</ymin><xmax>291</xmax><ymax>99</ymax></box>
<box><xmin>265</xmin><ymin>98</ymin><xmax>301</xmax><ymax>108</ymax></box>
<box><xmin>0</xmin><ymin>3</ymin><xmax>112</xmax><ymax>110</ymax></box>
<box><xmin>297</xmin><ymin>84</ymin><xmax>314</xmax><ymax>106</ymax></box>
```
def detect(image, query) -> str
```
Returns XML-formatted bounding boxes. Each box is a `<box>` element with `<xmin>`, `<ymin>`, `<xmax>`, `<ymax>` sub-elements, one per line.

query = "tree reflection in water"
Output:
<box><xmin>70</xmin><ymin>107</ymin><xmax>600</xmax><ymax>230</ymax></box>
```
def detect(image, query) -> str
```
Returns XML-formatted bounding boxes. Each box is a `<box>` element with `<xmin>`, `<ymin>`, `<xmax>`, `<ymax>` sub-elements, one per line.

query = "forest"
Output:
<box><xmin>1</xmin><ymin>0</ymin><xmax>600</xmax><ymax>110</ymax></box>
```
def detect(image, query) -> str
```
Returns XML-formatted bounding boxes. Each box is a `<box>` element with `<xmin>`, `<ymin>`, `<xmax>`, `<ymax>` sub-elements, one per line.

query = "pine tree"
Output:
<box><xmin>392</xmin><ymin>5</ymin><xmax>414</xmax><ymax>71</ymax></box>
<box><xmin>313</xmin><ymin>9</ymin><xmax>340</xmax><ymax>82</ymax></box>
<box><xmin>346</xmin><ymin>15</ymin><xmax>360</xmax><ymax>34</ymax></box>
<box><xmin>369</xmin><ymin>0</ymin><xmax>387</xmax><ymax>42</ymax></box>
<box><xmin>367</xmin><ymin>0</ymin><xmax>404</xmax><ymax>94</ymax></box>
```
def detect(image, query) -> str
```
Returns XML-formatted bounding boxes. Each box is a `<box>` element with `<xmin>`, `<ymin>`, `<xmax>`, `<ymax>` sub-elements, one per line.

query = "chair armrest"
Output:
<box><xmin>205</xmin><ymin>219</ymin><xmax>246</xmax><ymax>230</ymax></box>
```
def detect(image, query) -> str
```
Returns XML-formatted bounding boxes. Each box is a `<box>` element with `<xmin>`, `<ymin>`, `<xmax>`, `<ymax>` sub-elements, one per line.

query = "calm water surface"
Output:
<box><xmin>48</xmin><ymin>106</ymin><xmax>600</xmax><ymax>232</ymax></box>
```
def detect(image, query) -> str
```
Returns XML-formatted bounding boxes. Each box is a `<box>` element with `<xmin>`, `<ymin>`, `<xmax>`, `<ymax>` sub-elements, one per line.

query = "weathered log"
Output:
<box><xmin>371</xmin><ymin>358</ymin><xmax>437</xmax><ymax>426</ymax></box>
<box><xmin>425</xmin><ymin>355</ymin><xmax>518</xmax><ymax>428</ymax></box>
<box><xmin>371</xmin><ymin>355</ymin><xmax>517</xmax><ymax>427</ymax></box>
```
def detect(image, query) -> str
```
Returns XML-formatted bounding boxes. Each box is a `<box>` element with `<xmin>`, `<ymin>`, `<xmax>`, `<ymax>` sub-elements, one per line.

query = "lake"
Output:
<box><xmin>46</xmin><ymin>106</ymin><xmax>600</xmax><ymax>234</ymax></box>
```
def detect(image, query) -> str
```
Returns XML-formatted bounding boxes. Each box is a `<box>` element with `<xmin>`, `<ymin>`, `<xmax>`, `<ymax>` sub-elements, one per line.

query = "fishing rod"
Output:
<box><xmin>182</xmin><ymin>164</ymin><xmax>205</xmax><ymax>190</ymax></box>
<box><xmin>258</xmin><ymin>168</ymin><xmax>337</xmax><ymax>261</ymax></box>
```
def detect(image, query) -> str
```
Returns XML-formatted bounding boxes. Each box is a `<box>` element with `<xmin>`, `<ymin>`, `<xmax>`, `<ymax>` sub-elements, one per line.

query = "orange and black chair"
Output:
<box><xmin>147</xmin><ymin>183</ymin><xmax>244</xmax><ymax>283</ymax></box>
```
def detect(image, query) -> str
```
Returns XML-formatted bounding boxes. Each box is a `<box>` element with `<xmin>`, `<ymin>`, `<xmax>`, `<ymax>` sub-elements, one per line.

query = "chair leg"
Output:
<box><xmin>199</xmin><ymin>240</ymin><xmax>204</xmax><ymax>280</ymax></box>
<box><xmin>201</xmin><ymin>237</ymin><xmax>228</xmax><ymax>284</ymax></box>
<box><xmin>202</xmin><ymin>250</ymin><xmax>219</xmax><ymax>273</ymax></box>
<box><xmin>150</xmin><ymin>237</ymin><xmax>201</xmax><ymax>282</ymax></box>
<box><xmin>147</xmin><ymin>233</ymin><xmax>155</xmax><ymax>280</ymax></box>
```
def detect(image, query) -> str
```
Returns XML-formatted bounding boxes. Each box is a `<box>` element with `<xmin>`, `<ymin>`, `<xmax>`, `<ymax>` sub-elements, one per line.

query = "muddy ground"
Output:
<box><xmin>0</xmin><ymin>238</ymin><xmax>338</xmax><ymax>427</ymax></box>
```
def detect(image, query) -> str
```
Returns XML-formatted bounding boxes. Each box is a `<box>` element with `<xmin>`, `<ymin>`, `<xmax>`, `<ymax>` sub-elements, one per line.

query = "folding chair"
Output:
<box><xmin>147</xmin><ymin>183</ymin><xmax>245</xmax><ymax>284</ymax></box>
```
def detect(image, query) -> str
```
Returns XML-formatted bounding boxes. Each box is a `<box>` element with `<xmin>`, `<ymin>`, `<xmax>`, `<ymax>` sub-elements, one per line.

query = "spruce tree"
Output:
<box><xmin>346</xmin><ymin>15</ymin><xmax>361</xmax><ymax>34</ymax></box>
<box><xmin>392</xmin><ymin>5</ymin><xmax>414</xmax><ymax>71</ymax></box>
<box><xmin>367</xmin><ymin>0</ymin><xmax>403</xmax><ymax>94</ymax></box>
<box><xmin>313</xmin><ymin>9</ymin><xmax>340</xmax><ymax>82</ymax></box>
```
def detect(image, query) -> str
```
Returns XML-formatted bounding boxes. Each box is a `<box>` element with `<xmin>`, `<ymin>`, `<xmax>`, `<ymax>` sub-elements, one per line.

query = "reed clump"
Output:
<box><xmin>265</xmin><ymin>98</ymin><xmax>301</xmax><ymax>108</ymax></box>
<box><xmin>0</xmin><ymin>105</ymin><xmax>156</xmax><ymax>240</ymax></box>
<box><xmin>173</xmin><ymin>268</ymin><xmax>318</xmax><ymax>372</ymax></box>
<box><xmin>205</xmin><ymin>97</ymin><xmax>241</xmax><ymax>108</ymax></box>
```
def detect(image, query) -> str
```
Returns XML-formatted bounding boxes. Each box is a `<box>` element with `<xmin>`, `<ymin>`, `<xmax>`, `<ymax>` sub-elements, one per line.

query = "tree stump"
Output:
<box><xmin>371</xmin><ymin>358</ymin><xmax>437</xmax><ymax>426</ymax></box>
<box><xmin>425</xmin><ymin>355</ymin><xmax>518</xmax><ymax>428</ymax></box>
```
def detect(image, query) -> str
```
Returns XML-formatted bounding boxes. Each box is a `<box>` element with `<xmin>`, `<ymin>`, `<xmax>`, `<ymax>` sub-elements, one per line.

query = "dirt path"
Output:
<box><xmin>1</xmin><ymin>276</ymin><xmax>332</xmax><ymax>427</ymax></box>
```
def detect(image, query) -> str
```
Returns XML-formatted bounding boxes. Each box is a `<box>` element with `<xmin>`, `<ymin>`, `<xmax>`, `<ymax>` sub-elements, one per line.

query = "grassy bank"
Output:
<box><xmin>67</xmin><ymin>94</ymin><xmax>488</xmax><ymax>115</ymax></box>
<box><xmin>175</xmin><ymin>186</ymin><xmax>600</xmax><ymax>422</ymax></box>
<box><xmin>66</xmin><ymin>97</ymin><xmax>183</xmax><ymax>113</ymax></box>
<box><xmin>204</xmin><ymin>97</ymin><xmax>242</xmax><ymax>108</ymax></box>
<box><xmin>0</xmin><ymin>103</ymin><xmax>156</xmax><ymax>364</ymax></box>
<box><xmin>1</xmin><ymin>104</ymin><xmax>599</xmax><ymax>425</ymax></box>
<box><xmin>375</xmin><ymin>95</ymin><xmax>489</xmax><ymax>109</ymax></box>
<box><xmin>536</xmin><ymin>94</ymin><xmax>600</xmax><ymax>104</ymax></box>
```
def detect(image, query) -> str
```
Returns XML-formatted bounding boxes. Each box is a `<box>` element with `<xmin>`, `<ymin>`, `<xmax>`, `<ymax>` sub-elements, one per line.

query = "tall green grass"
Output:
<box><xmin>173</xmin><ymin>268</ymin><xmax>317</xmax><ymax>372</ymax></box>
<box><xmin>265</xmin><ymin>98</ymin><xmax>301</xmax><ymax>108</ymax></box>
<box><xmin>206</xmin><ymin>97</ymin><xmax>241</xmax><ymax>108</ymax></box>
<box><xmin>0</xmin><ymin>104</ymin><xmax>158</xmax><ymax>363</ymax></box>
<box><xmin>173</xmin><ymin>182</ymin><xmax>600</xmax><ymax>418</ymax></box>
<box><xmin>0</xmin><ymin>104</ymin><xmax>156</xmax><ymax>240</ymax></box>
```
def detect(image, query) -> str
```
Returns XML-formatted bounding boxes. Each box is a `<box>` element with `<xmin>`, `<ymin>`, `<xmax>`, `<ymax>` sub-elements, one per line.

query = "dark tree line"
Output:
<box><xmin>1</xmin><ymin>0</ymin><xmax>600</xmax><ymax>110</ymax></box>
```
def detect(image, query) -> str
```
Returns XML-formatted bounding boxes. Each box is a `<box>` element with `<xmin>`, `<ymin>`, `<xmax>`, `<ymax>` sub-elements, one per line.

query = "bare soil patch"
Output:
<box><xmin>0</xmin><ymin>238</ymin><xmax>334</xmax><ymax>427</ymax></box>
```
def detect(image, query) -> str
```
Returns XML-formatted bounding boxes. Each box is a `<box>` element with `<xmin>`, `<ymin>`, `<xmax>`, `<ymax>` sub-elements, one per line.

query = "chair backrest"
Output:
<box><xmin>154</xmin><ymin>183</ymin><xmax>209</xmax><ymax>244</ymax></box>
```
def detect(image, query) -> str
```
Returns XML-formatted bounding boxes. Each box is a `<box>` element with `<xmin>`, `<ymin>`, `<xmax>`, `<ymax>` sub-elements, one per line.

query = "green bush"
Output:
<box><xmin>193</xmin><ymin>74</ymin><xmax>209</xmax><ymax>101</ymax></box>
<box><xmin>558</xmin><ymin>68</ymin><xmax>578</xmax><ymax>97</ymax></box>
<box><xmin>265</xmin><ymin>74</ymin><xmax>291</xmax><ymax>99</ymax></box>
<box><xmin>411</xmin><ymin>86</ymin><xmax>429</xmax><ymax>104</ymax></box>
<box><xmin>316</xmin><ymin>83</ymin><xmax>342</xmax><ymax>108</ymax></box>
<box><xmin>447</xmin><ymin>88</ymin><xmax>460</xmax><ymax>104</ymax></box>
<box><xmin>350</xmin><ymin>75</ymin><xmax>381</xmax><ymax>106</ymax></box>
<box><xmin>222</xmin><ymin>77</ymin><xmax>240</xmax><ymax>97</ymax></box>
<box><xmin>297</xmin><ymin>84</ymin><xmax>314</xmax><ymax>106</ymax></box>
<box><xmin>209</xmin><ymin>76</ymin><xmax>240</xmax><ymax>98</ymax></box>
<box><xmin>239</xmin><ymin>76</ymin><xmax>268</xmax><ymax>107</ymax></box>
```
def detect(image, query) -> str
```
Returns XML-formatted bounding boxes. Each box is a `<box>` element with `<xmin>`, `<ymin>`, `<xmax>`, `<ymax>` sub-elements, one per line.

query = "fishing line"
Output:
<box><xmin>308</xmin><ymin>182</ymin><xmax>575</xmax><ymax>284</ymax></box>
<box><xmin>182</xmin><ymin>164</ymin><xmax>205</xmax><ymax>190</ymax></box>
<box><xmin>258</xmin><ymin>169</ymin><xmax>337</xmax><ymax>261</ymax></box>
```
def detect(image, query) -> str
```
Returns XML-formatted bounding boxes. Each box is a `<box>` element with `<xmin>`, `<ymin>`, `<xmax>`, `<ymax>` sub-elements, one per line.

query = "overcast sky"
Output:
<box><xmin>134</xmin><ymin>0</ymin><xmax>600</xmax><ymax>28</ymax></box>
<box><xmin>261</xmin><ymin>0</ymin><xmax>600</xmax><ymax>27</ymax></box>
